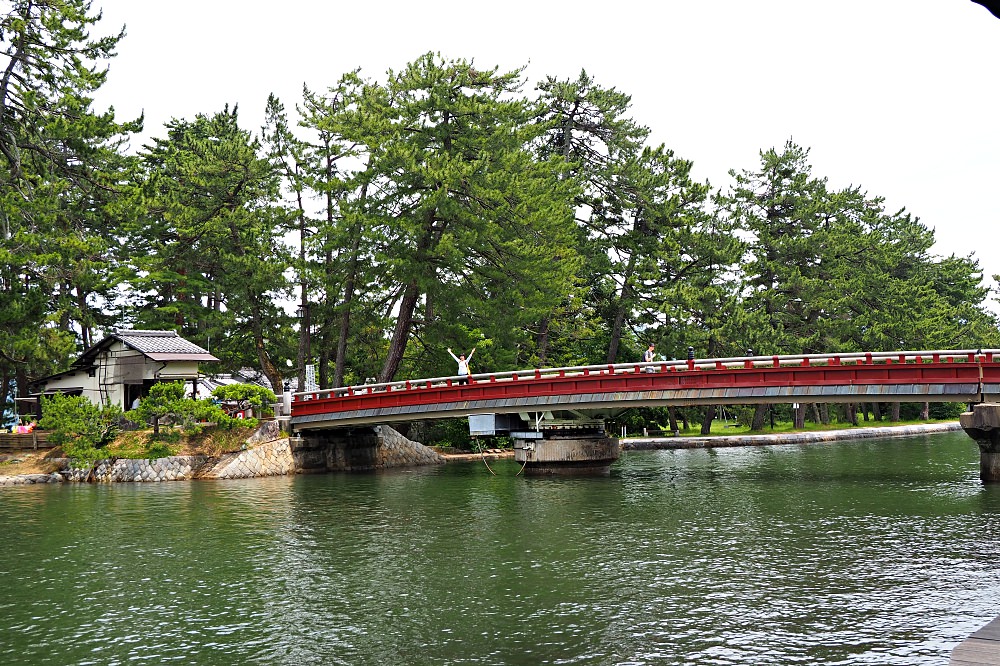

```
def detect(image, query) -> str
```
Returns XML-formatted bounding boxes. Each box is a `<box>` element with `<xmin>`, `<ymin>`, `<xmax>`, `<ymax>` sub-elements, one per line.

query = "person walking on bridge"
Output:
<box><xmin>448</xmin><ymin>347</ymin><xmax>476</xmax><ymax>385</ymax></box>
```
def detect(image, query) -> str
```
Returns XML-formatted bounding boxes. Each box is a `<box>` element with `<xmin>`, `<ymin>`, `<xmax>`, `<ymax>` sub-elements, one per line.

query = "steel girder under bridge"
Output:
<box><xmin>289</xmin><ymin>350</ymin><xmax>1000</xmax><ymax>432</ymax></box>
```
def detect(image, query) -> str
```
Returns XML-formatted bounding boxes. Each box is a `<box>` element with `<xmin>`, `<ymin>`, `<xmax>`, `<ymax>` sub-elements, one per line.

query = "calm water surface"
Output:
<box><xmin>2</xmin><ymin>431</ymin><xmax>999</xmax><ymax>665</ymax></box>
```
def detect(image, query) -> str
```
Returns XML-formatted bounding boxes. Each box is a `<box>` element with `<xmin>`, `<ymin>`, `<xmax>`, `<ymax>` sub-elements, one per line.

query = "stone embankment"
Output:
<box><xmin>0</xmin><ymin>422</ymin><xmax>964</xmax><ymax>485</ymax></box>
<box><xmin>0</xmin><ymin>422</ymin><xmax>442</xmax><ymax>485</ymax></box>
<box><xmin>622</xmin><ymin>422</ymin><xmax>962</xmax><ymax>450</ymax></box>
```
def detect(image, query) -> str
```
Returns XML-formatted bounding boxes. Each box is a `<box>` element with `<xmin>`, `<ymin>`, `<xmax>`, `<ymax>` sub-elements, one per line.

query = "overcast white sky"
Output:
<box><xmin>93</xmin><ymin>0</ymin><xmax>1000</xmax><ymax>306</ymax></box>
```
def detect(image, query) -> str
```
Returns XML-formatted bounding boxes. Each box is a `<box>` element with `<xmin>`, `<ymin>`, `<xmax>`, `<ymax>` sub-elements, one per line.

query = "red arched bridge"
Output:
<box><xmin>290</xmin><ymin>349</ymin><xmax>1000</xmax><ymax>430</ymax></box>
<box><xmin>288</xmin><ymin>349</ymin><xmax>1000</xmax><ymax>479</ymax></box>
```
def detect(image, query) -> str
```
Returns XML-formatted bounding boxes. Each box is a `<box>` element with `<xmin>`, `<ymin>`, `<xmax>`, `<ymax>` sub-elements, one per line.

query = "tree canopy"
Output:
<box><xmin>3</xmin><ymin>7</ymin><xmax>998</xmax><ymax>425</ymax></box>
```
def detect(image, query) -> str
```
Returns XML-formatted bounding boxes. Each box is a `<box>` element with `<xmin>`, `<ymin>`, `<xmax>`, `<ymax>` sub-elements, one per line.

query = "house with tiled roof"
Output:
<box><xmin>22</xmin><ymin>329</ymin><xmax>219</xmax><ymax>417</ymax></box>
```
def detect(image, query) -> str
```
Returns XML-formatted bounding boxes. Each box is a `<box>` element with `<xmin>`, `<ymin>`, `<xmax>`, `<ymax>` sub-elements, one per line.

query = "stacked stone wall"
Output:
<box><xmin>62</xmin><ymin>456</ymin><xmax>211</xmax><ymax>482</ymax></box>
<box><xmin>197</xmin><ymin>438</ymin><xmax>295</xmax><ymax>480</ymax></box>
<box><xmin>374</xmin><ymin>425</ymin><xmax>445</xmax><ymax>468</ymax></box>
<box><xmin>0</xmin><ymin>472</ymin><xmax>64</xmax><ymax>486</ymax></box>
<box><xmin>0</xmin><ymin>423</ymin><xmax>440</xmax><ymax>484</ymax></box>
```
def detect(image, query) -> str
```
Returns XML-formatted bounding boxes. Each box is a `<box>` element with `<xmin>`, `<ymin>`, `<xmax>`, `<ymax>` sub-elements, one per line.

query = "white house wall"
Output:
<box><xmin>39</xmin><ymin>341</ymin><xmax>205</xmax><ymax>409</ymax></box>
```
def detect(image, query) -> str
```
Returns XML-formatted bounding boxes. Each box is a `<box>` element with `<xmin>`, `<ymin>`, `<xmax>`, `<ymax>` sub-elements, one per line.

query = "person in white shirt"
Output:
<box><xmin>447</xmin><ymin>347</ymin><xmax>476</xmax><ymax>385</ymax></box>
<box><xmin>643</xmin><ymin>344</ymin><xmax>657</xmax><ymax>372</ymax></box>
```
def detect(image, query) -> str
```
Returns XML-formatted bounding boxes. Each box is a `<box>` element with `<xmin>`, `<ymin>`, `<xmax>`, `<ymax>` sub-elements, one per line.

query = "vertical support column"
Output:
<box><xmin>959</xmin><ymin>403</ymin><xmax>1000</xmax><ymax>483</ymax></box>
<box><xmin>513</xmin><ymin>431</ymin><xmax>621</xmax><ymax>476</ymax></box>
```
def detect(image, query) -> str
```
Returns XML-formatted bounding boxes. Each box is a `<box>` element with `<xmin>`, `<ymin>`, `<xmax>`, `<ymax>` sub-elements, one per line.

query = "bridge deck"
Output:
<box><xmin>290</xmin><ymin>350</ymin><xmax>1000</xmax><ymax>430</ymax></box>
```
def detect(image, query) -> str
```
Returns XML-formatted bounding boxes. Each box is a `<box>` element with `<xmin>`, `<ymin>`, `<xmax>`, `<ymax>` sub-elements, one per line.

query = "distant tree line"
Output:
<box><xmin>2</xmin><ymin>1</ymin><xmax>997</xmax><ymax>430</ymax></box>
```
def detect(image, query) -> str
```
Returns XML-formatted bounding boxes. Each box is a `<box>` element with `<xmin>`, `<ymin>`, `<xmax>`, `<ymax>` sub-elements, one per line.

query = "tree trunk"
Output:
<box><xmin>793</xmin><ymin>404</ymin><xmax>806</xmax><ymax>429</ymax></box>
<box><xmin>335</xmin><ymin>175</ymin><xmax>369</xmax><ymax>388</ymax></box>
<box><xmin>920</xmin><ymin>402</ymin><xmax>930</xmax><ymax>420</ymax></box>
<box><xmin>700</xmin><ymin>405</ymin><xmax>716</xmax><ymax>435</ymax></box>
<box><xmin>847</xmin><ymin>403</ymin><xmax>858</xmax><ymax>426</ymax></box>
<box><xmin>378</xmin><ymin>206</ymin><xmax>440</xmax><ymax>383</ymax></box>
<box><xmin>606</xmin><ymin>253</ymin><xmax>638</xmax><ymax>364</ymax></box>
<box><xmin>819</xmin><ymin>403</ymin><xmax>830</xmax><ymax>425</ymax></box>
<box><xmin>379</xmin><ymin>282</ymin><xmax>421</xmax><ymax>382</ymax></box>
<box><xmin>607</xmin><ymin>304</ymin><xmax>627</xmax><ymax>364</ymax></box>
<box><xmin>890</xmin><ymin>402</ymin><xmax>900</xmax><ymax>422</ymax></box>
<box><xmin>536</xmin><ymin>317</ymin><xmax>551</xmax><ymax>366</ymax></box>
<box><xmin>873</xmin><ymin>402</ymin><xmax>882</xmax><ymax>421</ymax></box>
<box><xmin>810</xmin><ymin>403</ymin><xmax>821</xmax><ymax>424</ymax></box>
<box><xmin>254</xmin><ymin>331</ymin><xmax>283</xmax><ymax>395</ymax></box>
<box><xmin>296</xmin><ymin>299</ymin><xmax>311</xmax><ymax>391</ymax></box>
<box><xmin>750</xmin><ymin>404</ymin><xmax>768</xmax><ymax>431</ymax></box>
<box><xmin>667</xmin><ymin>407</ymin><xmax>679</xmax><ymax>434</ymax></box>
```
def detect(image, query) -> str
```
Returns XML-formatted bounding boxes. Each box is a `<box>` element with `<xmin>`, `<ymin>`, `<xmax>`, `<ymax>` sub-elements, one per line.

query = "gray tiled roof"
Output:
<box><xmin>74</xmin><ymin>329</ymin><xmax>220</xmax><ymax>365</ymax></box>
<box><xmin>112</xmin><ymin>329</ymin><xmax>219</xmax><ymax>361</ymax></box>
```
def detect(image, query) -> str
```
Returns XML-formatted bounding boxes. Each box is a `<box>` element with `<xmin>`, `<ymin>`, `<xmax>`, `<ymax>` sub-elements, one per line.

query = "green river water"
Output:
<box><xmin>2</xmin><ymin>430</ymin><xmax>999</xmax><ymax>665</ymax></box>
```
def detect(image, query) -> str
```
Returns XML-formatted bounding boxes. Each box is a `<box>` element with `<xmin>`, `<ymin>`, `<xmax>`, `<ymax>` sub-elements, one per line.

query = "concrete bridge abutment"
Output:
<box><xmin>959</xmin><ymin>403</ymin><xmax>1000</xmax><ymax>483</ymax></box>
<box><xmin>513</xmin><ymin>431</ymin><xmax>621</xmax><ymax>476</ymax></box>
<box><xmin>290</xmin><ymin>426</ymin><xmax>444</xmax><ymax>473</ymax></box>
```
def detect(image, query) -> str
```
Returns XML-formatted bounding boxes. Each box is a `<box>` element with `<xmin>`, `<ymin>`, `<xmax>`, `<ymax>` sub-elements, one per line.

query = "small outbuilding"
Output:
<box><xmin>22</xmin><ymin>329</ymin><xmax>219</xmax><ymax>417</ymax></box>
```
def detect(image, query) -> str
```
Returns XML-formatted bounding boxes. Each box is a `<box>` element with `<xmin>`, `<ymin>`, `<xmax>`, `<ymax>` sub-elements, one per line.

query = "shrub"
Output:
<box><xmin>137</xmin><ymin>381</ymin><xmax>258</xmax><ymax>436</ymax></box>
<box><xmin>210</xmin><ymin>384</ymin><xmax>276</xmax><ymax>417</ymax></box>
<box><xmin>39</xmin><ymin>393</ymin><xmax>124</xmax><ymax>465</ymax></box>
<box><xmin>413</xmin><ymin>418</ymin><xmax>473</xmax><ymax>449</ymax></box>
<box><xmin>134</xmin><ymin>381</ymin><xmax>186</xmax><ymax>435</ymax></box>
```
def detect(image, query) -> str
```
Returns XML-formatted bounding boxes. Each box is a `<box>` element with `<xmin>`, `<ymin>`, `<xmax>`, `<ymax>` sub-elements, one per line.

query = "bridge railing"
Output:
<box><xmin>291</xmin><ymin>349</ymin><xmax>1000</xmax><ymax>404</ymax></box>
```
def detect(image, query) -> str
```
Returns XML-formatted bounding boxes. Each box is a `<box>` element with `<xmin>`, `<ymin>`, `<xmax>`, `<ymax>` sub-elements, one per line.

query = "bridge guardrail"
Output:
<box><xmin>291</xmin><ymin>349</ymin><xmax>1000</xmax><ymax>405</ymax></box>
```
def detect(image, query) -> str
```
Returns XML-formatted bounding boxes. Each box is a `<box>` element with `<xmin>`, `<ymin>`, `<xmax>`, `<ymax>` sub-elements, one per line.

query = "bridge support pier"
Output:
<box><xmin>959</xmin><ymin>403</ymin><xmax>1000</xmax><ymax>483</ymax></box>
<box><xmin>513</xmin><ymin>431</ymin><xmax>620</xmax><ymax>476</ymax></box>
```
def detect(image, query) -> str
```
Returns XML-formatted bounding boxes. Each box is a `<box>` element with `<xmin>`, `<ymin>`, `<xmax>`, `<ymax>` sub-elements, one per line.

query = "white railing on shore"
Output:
<box><xmin>290</xmin><ymin>349</ymin><xmax>1000</xmax><ymax>403</ymax></box>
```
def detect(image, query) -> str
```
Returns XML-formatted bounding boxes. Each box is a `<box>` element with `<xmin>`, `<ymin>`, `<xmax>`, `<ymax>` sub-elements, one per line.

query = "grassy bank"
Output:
<box><xmin>624</xmin><ymin>418</ymin><xmax>959</xmax><ymax>439</ymax></box>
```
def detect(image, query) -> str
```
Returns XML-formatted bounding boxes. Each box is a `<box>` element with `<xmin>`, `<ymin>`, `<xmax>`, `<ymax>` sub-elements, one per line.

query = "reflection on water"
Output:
<box><xmin>1</xmin><ymin>431</ymin><xmax>998</xmax><ymax>665</ymax></box>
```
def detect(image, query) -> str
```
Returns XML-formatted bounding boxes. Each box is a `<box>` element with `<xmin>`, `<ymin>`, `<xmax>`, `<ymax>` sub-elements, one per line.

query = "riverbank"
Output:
<box><xmin>438</xmin><ymin>421</ymin><xmax>964</xmax><ymax>461</ymax></box>
<box><xmin>621</xmin><ymin>421</ymin><xmax>963</xmax><ymax>450</ymax></box>
<box><xmin>0</xmin><ymin>421</ymin><xmax>965</xmax><ymax>484</ymax></box>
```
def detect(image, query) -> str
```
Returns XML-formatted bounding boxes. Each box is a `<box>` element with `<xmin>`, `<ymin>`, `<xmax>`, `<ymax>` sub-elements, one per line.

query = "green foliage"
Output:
<box><xmin>0</xmin><ymin>1</ymin><xmax>141</xmax><ymax>409</ymax></box>
<box><xmin>714</xmin><ymin>140</ymin><xmax>1000</xmax><ymax>358</ymax></box>
<box><xmin>136</xmin><ymin>381</ymin><xmax>258</xmax><ymax>437</ymax></box>
<box><xmin>0</xmin><ymin>27</ymin><xmax>996</xmax><ymax>429</ymax></box>
<box><xmin>38</xmin><ymin>393</ymin><xmax>124</xmax><ymax>464</ymax></box>
<box><xmin>111</xmin><ymin>430</ymin><xmax>181</xmax><ymax>459</ymax></box>
<box><xmin>126</xmin><ymin>106</ymin><xmax>292</xmax><ymax>391</ymax></box>
<box><xmin>306</xmin><ymin>52</ymin><xmax>582</xmax><ymax>383</ymax></box>
<box><xmin>210</xmin><ymin>384</ymin><xmax>276</xmax><ymax>415</ymax></box>
<box><xmin>898</xmin><ymin>401</ymin><xmax>966</xmax><ymax>420</ymax></box>
<box><xmin>418</xmin><ymin>418</ymin><xmax>473</xmax><ymax>449</ymax></box>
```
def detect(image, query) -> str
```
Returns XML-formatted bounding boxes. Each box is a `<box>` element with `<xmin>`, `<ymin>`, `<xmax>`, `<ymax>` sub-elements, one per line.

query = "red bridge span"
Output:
<box><xmin>290</xmin><ymin>349</ymin><xmax>1000</xmax><ymax>431</ymax></box>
